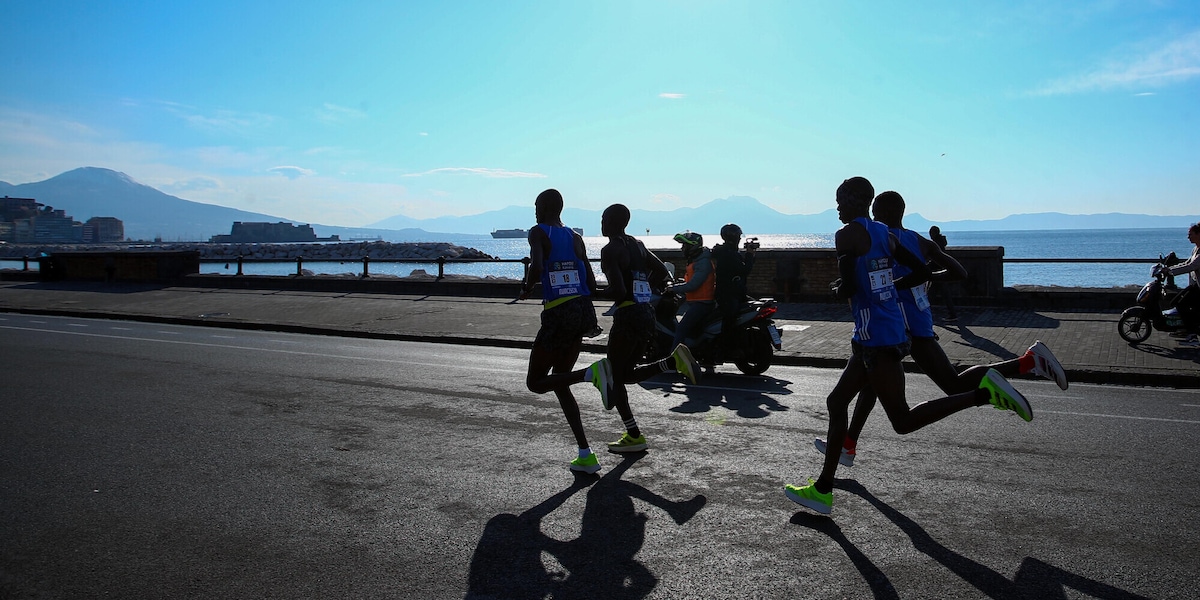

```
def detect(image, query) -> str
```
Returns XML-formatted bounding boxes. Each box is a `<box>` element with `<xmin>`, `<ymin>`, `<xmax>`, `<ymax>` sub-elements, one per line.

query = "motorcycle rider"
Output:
<box><xmin>1165</xmin><ymin>222</ymin><xmax>1200</xmax><ymax>346</ymax></box>
<box><xmin>711</xmin><ymin>223</ymin><xmax>756</xmax><ymax>355</ymax></box>
<box><xmin>664</xmin><ymin>231</ymin><xmax>716</xmax><ymax>351</ymax></box>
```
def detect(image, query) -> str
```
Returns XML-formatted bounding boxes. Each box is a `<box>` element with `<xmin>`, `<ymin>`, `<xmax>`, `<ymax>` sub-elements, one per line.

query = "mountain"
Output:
<box><xmin>369</xmin><ymin>196</ymin><xmax>849</xmax><ymax>236</ymax></box>
<box><xmin>372</xmin><ymin>197</ymin><xmax>1200</xmax><ymax>236</ymax></box>
<box><xmin>7</xmin><ymin>168</ymin><xmax>1199</xmax><ymax>242</ymax></box>
<box><xmin>1</xmin><ymin>168</ymin><xmax>463</xmax><ymax>242</ymax></box>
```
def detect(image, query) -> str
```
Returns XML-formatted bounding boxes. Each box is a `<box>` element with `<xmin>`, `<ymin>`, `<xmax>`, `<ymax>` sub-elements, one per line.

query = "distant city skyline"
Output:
<box><xmin>2</xmin><ymin>2</ymin><xmax>1198</xmax><ymax>227</ymax></box>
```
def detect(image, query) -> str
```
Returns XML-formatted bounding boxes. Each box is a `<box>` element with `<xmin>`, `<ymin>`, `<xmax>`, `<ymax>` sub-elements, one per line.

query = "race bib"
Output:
<box><xmin>912</xmin><ymin>283</ymin><xmax>930</xmax><ymax>311</ymax></box>
<box><xmin>868</xmin><ymin>267</ymin><xmax>894</xmax><ymax>292</ymax></box>
<box><xmin>549</xmin><ymin>261</ymin><xmax>581</xmax><ymax>296</ymax></box>
<box><xmin>632</xmin><ymin>279</ymin><xmax>652</xmax><ymax>303</ymax></box>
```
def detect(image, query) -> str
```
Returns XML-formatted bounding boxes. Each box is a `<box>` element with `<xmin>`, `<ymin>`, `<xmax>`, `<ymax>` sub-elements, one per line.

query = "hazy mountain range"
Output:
<box><xmin>3</xmin><ymin>168</ymin><xmax>1197</xmax><ymax>242</ymax></box>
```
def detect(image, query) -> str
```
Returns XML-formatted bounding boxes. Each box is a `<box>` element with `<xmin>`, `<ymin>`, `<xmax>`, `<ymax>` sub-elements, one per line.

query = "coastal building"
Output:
<box><xmin>84</xmin><ymin>217</ymin><xmax>125</xmax><ymax>243</ymax></box>
<box><xmin>209</xmin><ymin>221</ymin><xmax>340</xmax><ymax>243</ymax></box>
<box><xmin>0</xmin><ymin>196</ymin><xmax>123</xmax><ymax>243</ymax></box>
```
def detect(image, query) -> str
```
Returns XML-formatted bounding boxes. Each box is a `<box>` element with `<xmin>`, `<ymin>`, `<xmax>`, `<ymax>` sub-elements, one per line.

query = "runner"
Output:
<box><xmin>815</xmin><ymin>190</ymin><xmax>1068</xmax><ymax>467</ymax></box>
<box><xmin>588</xmin><ymin>203</ymin><xmax>701</xmax><ymax>454</ymax></box>
<box><xmin>785</xmin><ymin>178</ymin><xmax>1034</xmax><ymax>515</ymax></box>
<box><xmin>519</xmin><ymin>189</ymin><xmax>606</xmax><ymax>474</ymax></box>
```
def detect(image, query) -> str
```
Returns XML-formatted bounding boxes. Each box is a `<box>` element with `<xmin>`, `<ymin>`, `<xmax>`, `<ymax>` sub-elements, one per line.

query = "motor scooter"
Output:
<box><xmin>646</xmin><ymin>291</ymin><xmax>783</xmax><ymax>375</ymax></box>
<box><xmin>1117</xmin><ymin>253</ymin><xmax>1193</xmax><ymax>344</ymax></box>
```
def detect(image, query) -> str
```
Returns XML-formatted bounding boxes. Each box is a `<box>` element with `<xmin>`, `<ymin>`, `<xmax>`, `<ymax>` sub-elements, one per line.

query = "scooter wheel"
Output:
<box><xmin>734</xmin><ymin>325</ymin><xmax>774</xmax><ymax>375</ymax></box>
<box><xmin>1118</xmin><ymin>307</ymin><xmax>1151</xmax><ymax>344</ymax></box>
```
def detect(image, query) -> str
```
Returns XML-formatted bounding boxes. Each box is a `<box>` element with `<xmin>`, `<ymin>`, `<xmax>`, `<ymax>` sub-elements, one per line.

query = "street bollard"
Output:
<box><xmin>236</xmin><ymin>255</ymin><xmax>244</xmax><ymax>276</ymax></box>
<box><xmin>521</xmin><ymin>256</ymin><xmax>531</xmax><ymax>283</ymax></box>
<box><xmin>296</xmin><ymin>256</ymin><xmax>303</xmax><ymax>276</ymax></box>
<box><xmin>22</xmin><ymin>255</ymin><xmax>29</xmax><ymax>271</ymax></box>
<box><xmin>437</xmin><ymin>256</ymin><xmax>446</xmax><ymax>281</ymax></box>
<box><xmin>362</xmin><ymin>255</ymin><xmax>370</xmax><ymax>278</ymax></box>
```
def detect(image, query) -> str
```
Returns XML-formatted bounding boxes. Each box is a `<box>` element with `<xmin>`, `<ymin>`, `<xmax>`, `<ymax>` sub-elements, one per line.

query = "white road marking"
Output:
<box><xmin>0</xmin><ymin>324</ymin><xmax>514</xmax><ymax>372</ymax></box>
<box><xmin>1038</xmin><ymin>409</ymin><xmax>1200</xmax><ymax>425</ymax></box>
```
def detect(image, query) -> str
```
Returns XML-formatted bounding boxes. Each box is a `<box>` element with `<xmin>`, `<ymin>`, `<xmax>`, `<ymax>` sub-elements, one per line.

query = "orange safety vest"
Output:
<box><xmin>685</xmin><ymin>260</ymin><xmax>716</xmax><ymax>302</ymax></box>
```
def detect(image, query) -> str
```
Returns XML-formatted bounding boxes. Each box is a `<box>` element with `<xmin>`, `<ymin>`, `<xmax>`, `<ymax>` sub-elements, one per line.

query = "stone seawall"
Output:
<box><xmin>0</xmin><ymin>241</ymin><xmax>495</xmax><ymax>262</ymax></box>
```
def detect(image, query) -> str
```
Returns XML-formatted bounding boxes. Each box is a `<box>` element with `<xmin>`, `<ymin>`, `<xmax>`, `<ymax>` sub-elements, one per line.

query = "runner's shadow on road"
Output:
<box><xmin>802</xmin><ymin>479</ymin><xmax>1151</xmax><ymax>600</ymax></box>
<box><xmin>660</xmin><ymin>373</ymin><xmax>791</xmax><ymax>419</ymax></box>
<box><xmin>465</xmin><ymin>454</ymin><xmax>707</xmax><ymax>600</ymax></box>
<box><xmin>941</xmin><ymin>323</ymin><xmax>1022</xmax><ymax>361</ymax></box>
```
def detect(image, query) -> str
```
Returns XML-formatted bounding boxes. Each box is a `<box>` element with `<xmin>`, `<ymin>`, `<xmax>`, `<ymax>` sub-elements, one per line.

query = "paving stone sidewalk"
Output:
<box><xmin>1</xmin><ymin>280</ymin><xmax>1197</xmax><ymax>388</ymax></box>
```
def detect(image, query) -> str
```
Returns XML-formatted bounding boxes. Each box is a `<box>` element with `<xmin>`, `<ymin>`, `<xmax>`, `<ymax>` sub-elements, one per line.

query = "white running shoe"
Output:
<box><xmin>814</xmin><ymin>438</ymin><xmax>856</xmax><ymax>467</ymax></box>
<box><xmin>1027</xmin><ymin>341</ymin><xmax>1068</xmax><ymax>390</ymax></box>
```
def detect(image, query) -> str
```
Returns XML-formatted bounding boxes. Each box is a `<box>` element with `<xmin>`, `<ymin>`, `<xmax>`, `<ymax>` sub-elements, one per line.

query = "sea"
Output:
<box><xmin>3</xmin><ymin>228</ymin><xmax>1193</xmax><ymax>289</ymax></box>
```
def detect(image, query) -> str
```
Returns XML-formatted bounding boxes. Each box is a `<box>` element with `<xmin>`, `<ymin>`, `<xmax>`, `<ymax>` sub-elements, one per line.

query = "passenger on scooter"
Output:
<box><xmin>1165</xmin><ymin>222</ymin><xmax>1200</xmax><ymax>345</ymax></box>
<box><xmin>712</xmin><ymin>223</ymin><xmax>756</xmax><ymax>355</ymax></box>
<box><xmin>664</xmin><ymin>231</ymin><xmax>715</xmax><ymax>351</ymax></box>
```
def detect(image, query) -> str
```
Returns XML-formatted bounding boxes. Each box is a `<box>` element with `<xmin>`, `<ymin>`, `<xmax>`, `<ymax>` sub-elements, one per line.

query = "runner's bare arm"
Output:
<box><xmin>520</xmin><ymin>227</ymin><xmax>549</xmax><ymax>300</ymax></box>
<box><xmin>919</xmin><ymin>235</ymin><xmax>967</xmax><ymax>282</ymax></box>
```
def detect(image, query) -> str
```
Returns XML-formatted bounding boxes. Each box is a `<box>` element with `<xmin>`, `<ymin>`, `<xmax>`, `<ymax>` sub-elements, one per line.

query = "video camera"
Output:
<box><xmin>743</xmin><ymin>237</ymin><xmax>760</xmax><ymax>251</ymax></box>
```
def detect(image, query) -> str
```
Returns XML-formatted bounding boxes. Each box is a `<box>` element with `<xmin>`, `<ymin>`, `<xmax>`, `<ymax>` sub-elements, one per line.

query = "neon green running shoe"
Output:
<box><xmin>672</xmin><ymin>343</ymin><xmax>700</xmax><ymax>384</ymax></box>
<box><xmin>979</xmin><ymin>368</ymin><xmax>1033</xmax><ymax>422</ymax></box>
<box><xmin>588</xmin><ymin>358</ymin><xmax>615</xmax><ymax>410</ymax></box>
<box><xmin>607</xmin><ymin>432</ymin><xmax>648</xmax><ymax>453</ymax></box>
<box><xmin>570</xmin><ymin>452</ymin><xmax>601</xmax><ymax>474</ymax></box>
<box><xmin>784</xmin><ymin>478</ymin><xmax>833</xmax><ymax>514</ymax></box>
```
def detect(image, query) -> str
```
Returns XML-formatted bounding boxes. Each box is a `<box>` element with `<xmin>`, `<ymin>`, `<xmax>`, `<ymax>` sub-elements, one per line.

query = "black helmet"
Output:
<box><xmin>720</xmin><ymin>223</ymin><xmax>742</xmax><ymax>243</ymax></box>
<box><xmin>674</xmin><ymin>231</ymin><xmax>703</xmax><ymax>247</ymax></box>
<box><xmin>675</xmin><ymin>231</ymin><xmax>703</xmax><ymax>260</ymax></box>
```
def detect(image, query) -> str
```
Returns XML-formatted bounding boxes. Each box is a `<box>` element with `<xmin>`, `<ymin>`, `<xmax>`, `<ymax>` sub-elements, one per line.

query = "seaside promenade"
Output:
<box><xmin>1</xmin><ymin>278</ymin><xmax>1196</xmax><ymax>388</ymax></box>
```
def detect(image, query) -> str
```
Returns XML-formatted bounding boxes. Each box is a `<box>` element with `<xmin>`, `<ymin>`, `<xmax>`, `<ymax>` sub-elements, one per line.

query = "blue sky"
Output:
<box><xmin>2</xmin><ymin>1</ymin><xmax>1198</xmax><ymax>227</ymax></box>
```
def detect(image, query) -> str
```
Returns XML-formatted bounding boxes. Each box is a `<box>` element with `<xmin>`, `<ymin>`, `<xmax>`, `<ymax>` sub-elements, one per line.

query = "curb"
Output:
<box><xmin>6</xmin><ymin>307</ymin><xmax>1197</xmax><ymax>389</ymax></box>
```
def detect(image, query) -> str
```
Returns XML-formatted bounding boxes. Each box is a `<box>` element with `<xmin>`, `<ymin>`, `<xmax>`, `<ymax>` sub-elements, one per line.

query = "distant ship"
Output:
<box><xmin>491</xmin><ymin>227</ymin><xmax>584</xmax><ymax>239</ymax></box>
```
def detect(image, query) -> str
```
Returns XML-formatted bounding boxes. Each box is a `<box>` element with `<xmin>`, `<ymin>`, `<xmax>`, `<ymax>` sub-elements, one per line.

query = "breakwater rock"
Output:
<box><xmin>0</xmin><ymin>242</ymin><xmax>496</xmax><ymax>261</ymax></box>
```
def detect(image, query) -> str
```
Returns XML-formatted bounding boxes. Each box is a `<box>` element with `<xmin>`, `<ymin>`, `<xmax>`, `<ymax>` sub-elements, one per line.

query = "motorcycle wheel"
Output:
<box><xmin>1117</xmin><ymin>307</ymin><xmax>1152</xmax><ymax>344</ymax></box>
<box><xmin>734</xmin><ymin>325</ymin><xmax>774</xmax><ymax>375</ymax></box>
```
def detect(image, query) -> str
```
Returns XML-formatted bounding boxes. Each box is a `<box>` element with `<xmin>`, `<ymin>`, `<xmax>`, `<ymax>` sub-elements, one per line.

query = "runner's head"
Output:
<box><xmin>872</xmin><ymin>191</ymin><xmax>906</xmax><ymax>228</ymax></box>
<box><xmin>535</xmin><ymin>189</ymin><xmax>563</xmax><ymax>224</ymax></box>
<box><xmin>601</xmin><ymin>203</ymin><xmax>631</xmax><ymax>237</ymax></box>
<box><xmin>836</xmin><ymin>177</ymin><xmax>873</xmax><ymax>224</ymax></box>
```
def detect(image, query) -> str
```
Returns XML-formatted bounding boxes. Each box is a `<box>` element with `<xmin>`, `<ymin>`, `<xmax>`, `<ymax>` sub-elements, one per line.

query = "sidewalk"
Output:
<box><xmin>1</xmin><ymin>280</ymin><xmax>1197</xmax><ymax>388</ymax></box>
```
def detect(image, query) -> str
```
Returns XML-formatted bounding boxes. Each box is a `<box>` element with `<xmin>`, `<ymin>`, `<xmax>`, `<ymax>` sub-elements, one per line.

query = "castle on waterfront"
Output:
<box><xmin>0</xmin><ymin>196</ymin><xmax>125</xmax><ymax>243</ymax></box>
<box><xmin>209</xmin><ymin>221</ymin><xmax>340</xmax><ymax>243</ymax></box>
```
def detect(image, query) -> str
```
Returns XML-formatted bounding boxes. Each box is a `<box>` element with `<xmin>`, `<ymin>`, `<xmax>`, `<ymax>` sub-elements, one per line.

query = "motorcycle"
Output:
<box><xmin>645</xmin><ymin>291</ymin><xmax>783</xmax><ymax>375</ymax></box>
<box><xmin>1117</xmin><ymin>252</ymin><xmax>1192</xmax><ymax>344</ymax></box>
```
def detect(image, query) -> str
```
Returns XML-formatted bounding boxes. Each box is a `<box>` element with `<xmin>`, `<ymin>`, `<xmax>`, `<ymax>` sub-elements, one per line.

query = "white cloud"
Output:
<box><xmin>161</xmin><ymin>176</ymin><xmax>222</xmax><ymax>193</ymax></box>
<box><xmin>659</xmin><ymin>93</ymin><xmax>686</xmax><ymax>99</ymax></box>
<box><xmin>401</xmin><ymin>167</ymin><xmax>547</xmax><ymax>178</ymax></box>
<box><xmin>1031</xmin><ymin>29</ymin><xmax>1200</xmax><ymax>95</ymax></box>
<box><xmin>269</xmin><ymin>166</ymin><xmax>316</xmax><ymax>179</ymax></box>
<box><xmin>316</xmin><ymin>103</ymin><xmax>367</xmax><ymax>123</ymax></box>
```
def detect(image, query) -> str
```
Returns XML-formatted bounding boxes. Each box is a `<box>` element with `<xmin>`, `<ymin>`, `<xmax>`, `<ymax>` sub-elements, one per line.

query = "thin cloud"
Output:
<box><xmin>401</xmin><ymin>167</ymin><xmax>547</xmax><ymax>178</ymax></box>
<box><xmin>1031</xmin><ymin>29</ymin><xmax>1200</xmax><ymax>95</ymax></box>
<box><xmin>178</xmin><ymin>108</ymin><xmax>277</xmax><ymax>136</ymax></box>
<box><xmin>659</xmin><ymin>93</ymin><xmax>686</xmax><ymax>99</ymax></box>
<box><xmin>161</xmin><ymin>176</ymin><xmax>221</xmax><ymax>193</ymax></box>
<box><xmin>316</xmin><ymin>103</ymin><xmax>367</xmax><ymax>123</ymax></box>
<box><xmin>269</xmin><ymin>166</ymin><xmax>315</xmax><ymax>180</ymax></box>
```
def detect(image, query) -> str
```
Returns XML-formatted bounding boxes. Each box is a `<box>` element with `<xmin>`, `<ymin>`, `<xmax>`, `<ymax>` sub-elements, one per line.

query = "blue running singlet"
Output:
<box><xmin>850</xmin><ymin>218</ymin><xmax>907</xmax><ymax>347</ymax></box>
<box><xmin>538</xmin><ymin>224</ymin><xmax>591</xmax><ymax>307</ymax></box>
<box><xmin>890</xmin><ymin>226</ymin><xmax>935</xmax><ymax>338</ymax></box>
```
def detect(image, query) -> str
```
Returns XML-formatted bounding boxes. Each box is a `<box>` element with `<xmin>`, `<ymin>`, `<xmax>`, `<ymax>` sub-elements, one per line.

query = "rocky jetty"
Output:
<box><xmin>0</xmin><ymin>241</ymin><xmax>496</xmax><ymax>261</ymax></box>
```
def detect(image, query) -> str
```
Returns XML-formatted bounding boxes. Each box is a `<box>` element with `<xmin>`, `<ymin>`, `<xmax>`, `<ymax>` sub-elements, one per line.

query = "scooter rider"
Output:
<box><xmin>711</xmin><ymin>223</ymin><xmax>757</xmax><ymax>354</ymax></box>
<box><xmin>665</xmin><ymin>231</ymin><xmax>716</xmax><ymax>351</ymax></box>
<box><xmin>1164</xmin><ymin>222</ymin><xmax>1200</xmax><ymax>344</ymax></box>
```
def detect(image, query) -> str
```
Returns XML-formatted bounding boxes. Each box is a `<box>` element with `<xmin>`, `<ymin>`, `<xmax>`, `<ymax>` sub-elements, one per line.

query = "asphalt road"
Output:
<box><xmin>1</xmin><ymin>314</ymin><xmax>1195</xmax><ymax>599</ymax></box>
